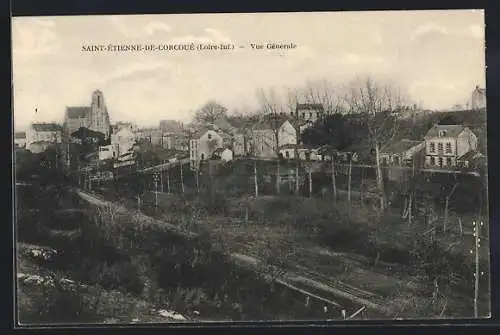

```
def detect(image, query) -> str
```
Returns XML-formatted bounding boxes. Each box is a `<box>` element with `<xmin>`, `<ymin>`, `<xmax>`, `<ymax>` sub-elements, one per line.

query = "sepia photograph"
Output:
<box><xmin>12</xmin><ymin>10</ymin><xmax>490</xmax><ymax>325</ymax></box>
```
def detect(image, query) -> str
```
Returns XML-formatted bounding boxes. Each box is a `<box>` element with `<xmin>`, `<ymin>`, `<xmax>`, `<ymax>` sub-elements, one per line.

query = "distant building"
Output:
<box><xmin>212</xmin><ymin>148</ymin><xmax>234</xmax><ymax>162</ymax></box>
<box><xmin>471</xmin><ymin>85</ymin><xmax>486</xmax><ymax>110</ymax></box>
<box><xmin>189</xmin><ymin>129</ymin><xmax>225</xmax><ymax>170</ymax></box>
<box><xmin>457</xmin><ymin>151</ymin><xmax>486</xmax><ymax>170</ymax></box>
<box><xmin>64</xmin><ymin>90</ymin><xmax>111</xmax><ymax>140</ymax></box>
<box><xmin>293</xmin><ymin>103</ymin><xmax>324</xmax><ymax>124</ymax></box>
<box><xmin>279</xmin><ymin>144</ymin><xmax>323</xmax><ymax>161</ymax></box>
<box><xmin>14</xmin><ymin>132</ymin><xmax>26</xmax><ymax>148</ymax></box>
<box><xmin>159</xmin><ymin>120</ymin><xmax>183</xmax><ymax>133</ymax></box>
<box><xmin>424</xmin><ymin>124</ymin><xmax>478</xmax><ymax>168</ymax></box>
<box><xmin>26</xmin><ymin>123</ymin><xmax>62</xmax><ymax>153</ymax></box>
<box><xmin>380</xmin><ymin>139</ymin><xmax>425</xmax><ymax>167</ymax></box>
<box><xmin>250</xmin><ymin>119</ymin><xmax>297</xmax><ymax>159</ymax></box>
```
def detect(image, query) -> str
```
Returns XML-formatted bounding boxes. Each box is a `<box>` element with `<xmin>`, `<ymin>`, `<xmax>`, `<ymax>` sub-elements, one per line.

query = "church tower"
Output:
<box><xmin>89</xmin><ymin>90</ymin><xmax>111</xmax><ymax>139</ymax></box>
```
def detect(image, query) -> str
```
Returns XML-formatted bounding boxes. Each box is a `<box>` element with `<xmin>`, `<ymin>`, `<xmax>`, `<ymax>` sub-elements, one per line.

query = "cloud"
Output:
<box><xmin>144</xmin><ymin>21</ymin><xmax>172</xmax><ymax>35</ymax></box>
<box><xmin>411</xmin><ymin>22</ymin><xmax>449</xmax><ymax>40</ymax></box>
<box><xmin>12</xmin><ymin>18</ymin><xmax>60</xmax><ymax>59</ymax></box>
<box><xmin>467</xmin><ymin>24</ymin><xmax>484</xmax><ymax>38</ymax></box>
<box><xmin>204</xmin><ymin>28</ymin><xmax>232</xmax><ymax>43</ymax></box>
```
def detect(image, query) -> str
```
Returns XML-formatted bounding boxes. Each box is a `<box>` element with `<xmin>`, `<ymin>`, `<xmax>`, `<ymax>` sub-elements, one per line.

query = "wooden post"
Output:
<box><xmin>474</xmin><ymin>220</ymin><xmax>481</xmax><ymax>318</ymax></box>
<box><xmin>408</xmin><ymin>193</ymin><xmax>413</xmax><ymax>225</ymax></box>
<box><xmin>160</xmin><ymin>160</ymin><xmax>164</xmax><ymax>193</ymax></box>
<box><xmin>347</xmin><ymin>157</ymin><xmax>352</xmax><ymax>203</ymax></box>
<box><xmin>331</xmin><ymin>158</ymin><xmax>337</xmax><ymax>202</ymax></box>
<box><xmin>308</xmin><ymin>169</ymin><xmax>312</xmax><ymax>197</ymax></box>
<box><xmin>276</xmin><ymin>159</ymin><xmax>280</xmax><ymax>196</ymax></box>
<box><xmin>180</xmin><ymin>162</ymin><xmax>185</xmax><ymax>194</ymax></box>
<box><xmin>253</xmin><ymin>160</ymin><xmax>259</xmax><ymax>197</ymax></box>
<box><xmin>458</xmin><ymin>217</ymin><xmax>463</xmax><ymax>236</ymax></box>
<box><xmin>195</xmin><ymin>168</ymin><xmax>200</xmax><ymax>193</ymax></box>
<box><xmin>295</xmin><ymin>160</ymin><xmax>300</xmax><ymax>196</ymax></box>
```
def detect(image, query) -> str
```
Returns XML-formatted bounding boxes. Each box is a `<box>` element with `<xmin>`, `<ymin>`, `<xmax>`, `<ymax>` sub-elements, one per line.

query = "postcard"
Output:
<box><xmin>12</xmin><ymin>10</ymin><xmax>490</xmax><ymax>325</ymax></box>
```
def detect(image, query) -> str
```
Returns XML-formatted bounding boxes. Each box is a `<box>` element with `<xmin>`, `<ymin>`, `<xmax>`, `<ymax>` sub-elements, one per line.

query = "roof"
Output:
<box><xmin>30</xmin><ymin>140</ymin><xmax>53</xmax><ymax>145</ymax></box>
<box><xmin>279</xmin><ymin>144</ymin><xmax>297</xmax><ymax>150</ymax></box>
<box><xmin>15</xmin><ymin>132</ymin><xmax>26</xmax><ymax>139</ymax></box>
<box><xmin>381</xmin><ymin>139</ymin><xmax>423</xmax><ymax>154</ymax></box>
<box><xmin>66</xmin><ymin>106</ymin><xmax>90</xmax><ymax>119</ymax></box>
<box><xmin>31</xmin><ymin>123</ymin><xmax>62</xmax><ymax>132</ymax></box>
<box><xmin>252</xmin><ymin>115</ymin><xmax>292</xmax><ymax>131</ymax></box>
<box><xmin>458</xmin><ymin>150</ymin><xmax>484</xmax><ymax>161</ymax></box>
<box><xmin>296</xmin><ymin>103</ymin><xmax>324</xmax><ymax>111</ymax></box>
<box><xmin>424</xmin><ymin>125</ymin><xmax>467</xmax><ymax>138</ymax></box>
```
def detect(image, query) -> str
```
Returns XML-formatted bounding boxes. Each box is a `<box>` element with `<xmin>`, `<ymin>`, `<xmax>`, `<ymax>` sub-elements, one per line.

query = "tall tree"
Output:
<box><xmin>193</xmin><ymin>101</ymin><xmax>228</xmax><ymax>125</ymax></box>
<box><xmin>256</xmin><ymin>88</ymin><xmax>287</xmax><ymax>196</ymax></box>
<box><xmin>346</xmin><ymin>76</ymin><xmax>404</xmax><ymax>211</ymax></box>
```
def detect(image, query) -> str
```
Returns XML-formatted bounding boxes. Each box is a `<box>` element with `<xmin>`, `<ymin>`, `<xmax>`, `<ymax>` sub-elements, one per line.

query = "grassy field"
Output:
<box><xmin>92</xmin><ymin>185</ymin><xmax>490</xmax><ymax>319</ymax></box>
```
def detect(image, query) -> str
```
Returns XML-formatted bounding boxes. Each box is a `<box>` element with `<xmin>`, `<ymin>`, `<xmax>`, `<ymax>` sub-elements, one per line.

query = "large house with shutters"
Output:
<box><xmin>423</xmin><ymin>124</ymin><xmax>478</xmax><ymax>168</ymax></box>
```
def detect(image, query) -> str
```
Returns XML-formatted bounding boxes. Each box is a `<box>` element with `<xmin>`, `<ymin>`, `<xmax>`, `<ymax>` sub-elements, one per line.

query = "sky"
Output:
<box><xmin>12</xmin><ymin>10</ymin><xmax>485</xmax><ymax>130</ymax></box>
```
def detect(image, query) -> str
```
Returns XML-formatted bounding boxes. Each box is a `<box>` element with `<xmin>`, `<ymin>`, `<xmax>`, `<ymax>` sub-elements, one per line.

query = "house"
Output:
<box><xmin>279</xmin><ymin>144</ymin><xmax>323</xmax><ymax>161</ymax></box>
<box><xmin>212</xmin><ymin>148</ymin><xmax>233</xmax><ymax>162</ymax></box>
<box><xmin>189</xmin><ymin>129</ymin><xmax>224</xmax><ymax>169</ymax></box>
<box><xmin>293</xmin><ymin>103</ymin><xmax>324</xmax><ymax>124</ymax></box>
<box><xmin>251</xmin><ymin>119</ymin><xmax>297</xmax><ymax>159</ymax></box>
<box><xmin>112</xmin><ymin>122</ymin><xmax>137</xmax><ymax>134</ymax></box>
<box><xmin>471</xmin><ymin>85</ymin><xmax>486</xmax><ymax>110</ymax></box>
<box><xmin>26</xmin><ymin>123</ymin><xmax>62</xmax><ymax>153</ymax></box>
<box><xmin>424</xmin><ymin>124</ymin><xmax>478</xmax><ymax>168</ymax></box>
<box><xmin>162</xmin><ymin>133</ymin><xmax>189</xmax><ymax>151</ymax></box>
<box><xmin>159</xmin><ymin>120</ymin><xmax>183</xmax><ymax>133</ymax></box>
<box><xmin>98</xmin><ymin>144</ymin><xmax>118</xmax><ymax>161</ymax></box>
<box><xmin>64</xmin><ymin>90</ymin><xmax>111</xmax><ymax>140</ymax></box>
<box><xmin>380</xmin><ymin>139</ymin><xmax>425</xmax><ymax>166</ymax></box>
<box><xmin>14</xmin><ymin>132</ymin><xmax>26</xmax><ymax>148</ymax></box>
<box><xmin>457</xmin><ymin>151</ymin><xmax>486</xmax><ymax>170</ymax></box>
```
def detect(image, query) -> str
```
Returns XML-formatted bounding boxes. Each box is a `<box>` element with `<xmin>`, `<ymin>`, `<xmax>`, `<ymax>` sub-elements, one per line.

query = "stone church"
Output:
<box><xmin>64</xmin><ymin>90</ymin><xmax>111</xmax><ymax>139</ymax></box>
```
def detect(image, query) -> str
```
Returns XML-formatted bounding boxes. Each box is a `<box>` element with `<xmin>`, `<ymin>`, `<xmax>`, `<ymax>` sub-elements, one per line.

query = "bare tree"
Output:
<box><xmin>256</xmin><ymin>88</ymin><xmax>286</xmax><ymax>196</ymax></box>
<box><xmin>346</xmin><ymin>76</ymin><xmax>405</xmax><ymax>211</ymax></box>
<box><xmin>301</xmin><ymin>79</ymin><xmax>346</xmax><ymax>115</ymax></box>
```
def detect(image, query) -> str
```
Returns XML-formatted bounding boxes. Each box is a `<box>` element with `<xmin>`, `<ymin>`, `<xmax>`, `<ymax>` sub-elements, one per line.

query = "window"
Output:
<box><xmin>446</xmin><ymin>157</ymin><xmax>452</xmax><ymax>166</ymax></box>
<box><xmin>429</xmin><ymin>142</ymin><xmax>435</xmax><ymax>153</ymax></box>
<box><xmin>97</xmin><ymin>95</ymin><xmax>101</xmax><ymax>108</ymax></box>
<box><xmin>430</xmin><ymin>157</ymin><xmax>435</xmax><ymax>166</ymax></box>
<box><xmin>201</xmin><ymin>153</ymin><xmax>205</xmax><ymax>160</ymax></box>
<box><xmin>382</xmin><ymin>157</ymin><xmax>388</xmax><ymax>165</ymax></box>
<box><xmin>302</xmin><ymin>112</ymin><xmax>305</xmax><ymax>118</ymax></box>
<box><xmin>438</xmin><ymin>157</ymin><xmax>443</xmax><ymax>167</ymax></box>
<box><xmin>445</xmin><ymin>142</ymin><xmax>452</xmax><ymax>154</ymax></box>
<box><xmin>285</xmin><ymin>151</ymin><xmax>290</xmax><ymax>158</ymax></box>
<box><xmin>439</xmin><ymin>130</ymin><xmax>447</xmax><ymax>137</ymax></box>
<box><xmin>438</xmin><ymin>143</ymin><xmax>443</xmax><ymax>153</ymax></box>
<box><xmin>207</xmin><ymin>134</ymin><xmax>212</xmax><ymax>139</ymax></box>
<box><xmin>309</xmin><ymin>112</ymin><xmax>312</xmax><ymax>118</ymax></box>
<box><xmin>393</xmin><ymin>156</ymin><xmax>400</xmax><ymax>165</ymax></box>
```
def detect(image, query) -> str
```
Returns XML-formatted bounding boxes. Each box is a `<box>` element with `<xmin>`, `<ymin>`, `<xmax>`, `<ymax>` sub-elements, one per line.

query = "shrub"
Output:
<box><xmin>96</xmin><ymin>261</ymin><xmax>144</xmax><ymax>295</ymax></box>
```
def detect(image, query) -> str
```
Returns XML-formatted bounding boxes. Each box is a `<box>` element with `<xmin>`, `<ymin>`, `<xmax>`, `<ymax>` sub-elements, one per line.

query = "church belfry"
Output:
<box><xmin>89</xmin><ymin>89</ymin><xmax>111</xmax><ymax>139</ymax></box>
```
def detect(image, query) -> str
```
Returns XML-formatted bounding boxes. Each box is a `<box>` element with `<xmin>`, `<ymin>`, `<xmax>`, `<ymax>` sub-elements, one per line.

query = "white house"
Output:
<box><xmin>26</xmin><ymin>123</ymin><xmax>63</xmax><ymax>153</ymax></box>
<box><xmin>424</xmin><ymin>124</ymin><xmax>478</xmax><ymax>168</ymax></box>
<box><xmin>189</xmin><ymin>129</ymin><xmax>224</xmax><ymax>169</ymax></box>
<box><xmin>251</xmin><ymin>119</ymin><xmax>297</xmax><ymax>159</ymax></box>
<box><xmin>212</xmin><ymin>148</ymin><xmax>234</xmax><ymax>162</ymax></box>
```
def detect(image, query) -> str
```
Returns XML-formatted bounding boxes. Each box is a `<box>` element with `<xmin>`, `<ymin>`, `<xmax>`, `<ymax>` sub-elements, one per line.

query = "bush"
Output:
<box><xmin>97</xmin><ymin>261</ymin><xmax>144</xmax><ymax>295</ymax></box>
